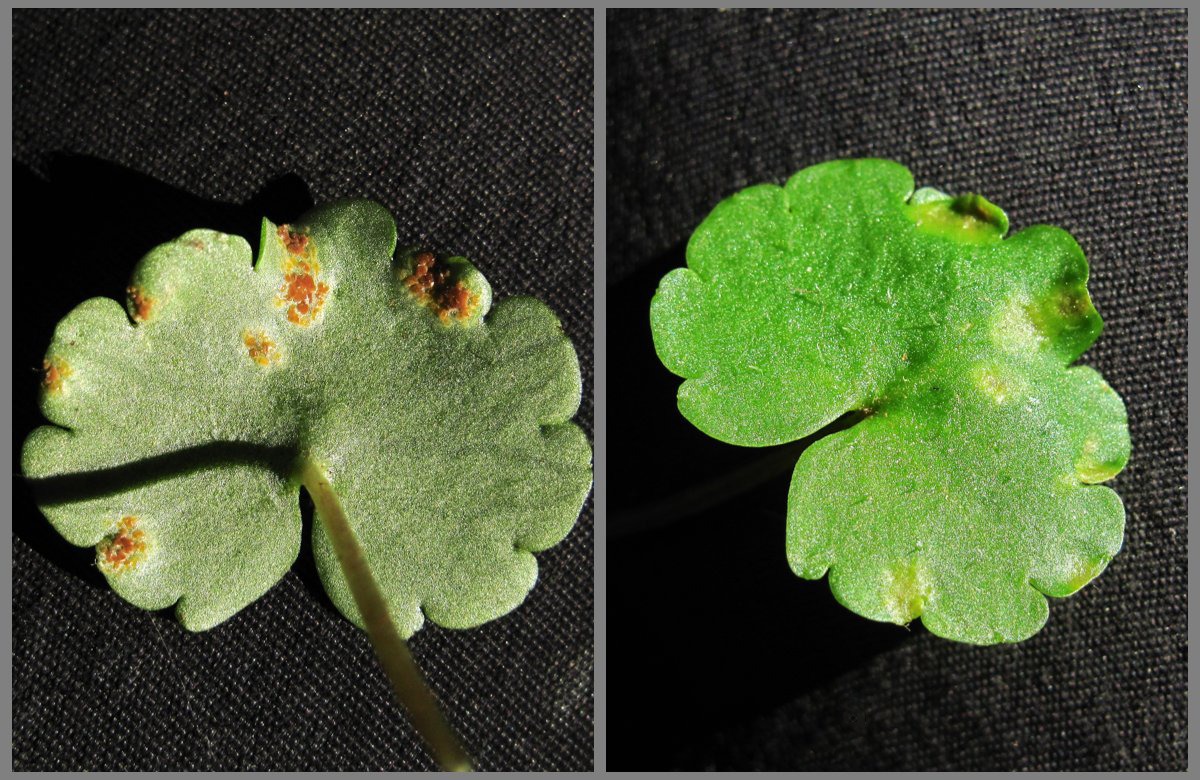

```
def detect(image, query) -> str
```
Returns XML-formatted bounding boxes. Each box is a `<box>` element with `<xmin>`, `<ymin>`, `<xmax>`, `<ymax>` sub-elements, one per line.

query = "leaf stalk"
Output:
<box><xmin>297</xmin><ymin>455</ymin><xmax>472</xmax><ymax>772</ymax></box>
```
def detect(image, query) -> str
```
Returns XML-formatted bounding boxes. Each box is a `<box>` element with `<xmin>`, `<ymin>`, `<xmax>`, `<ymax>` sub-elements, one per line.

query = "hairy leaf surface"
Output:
<box><xmin>24</xmin><ymin>200</ymin><xmax>593</xmax><ymax>636</ymax></box>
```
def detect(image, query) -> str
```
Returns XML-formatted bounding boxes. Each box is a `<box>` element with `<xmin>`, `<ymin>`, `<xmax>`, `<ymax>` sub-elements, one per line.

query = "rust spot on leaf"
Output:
<box><xmin>277</xmin><ymin>224</ymin><xmax>312</xmax><ymax>257</ymax></box>
<box><xmin>127</xmin><ymin>286</ymin><xmax>154</xmax><ymax>322</ymax></box>
<box><xmin>404</xmin><ymin>252</ymin><xmax>479</xmax><ymax>322</ymax></box>
<box><xmin>243</xmin><ymin>330</ymin><xmax>281</xmax><ymax>366</ymax></box>
<box><xmin>41</xmin><ymin>357</ymin><xmax>72</xmax><ymax>394</ymax></box>
<box><xmin>278</xmin><ymin>263</ymin><xmax>330</xmax><ymax>326</ymax></box>
<box><xmin>274</xmin><ymin>236</ymin><xmax>330</xmax><ymax>327</ymax></box>
<box><xmin>98</xmin><ymin>516</ymin><xmax>148</xmax><ymax>573</ymax></box>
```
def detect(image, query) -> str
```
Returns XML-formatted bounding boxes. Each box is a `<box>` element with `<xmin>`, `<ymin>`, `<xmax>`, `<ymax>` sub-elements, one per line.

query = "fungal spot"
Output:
<box><xmin>1074</xmin><ymin>435</ymin><xmax>1121</xmax><ymax>483</ymax></box>
<box><xmin>41</xmin><ymin>356</ymin><xmax>72</xmax><ymax>394</ymax></box>
<box><xmin>1055</xmin><ymin>289</ymin><xmax>1089</xmax><ymax>318</ymax></box>
<box><xmin>242</xmin><ymin>330</ymin><xmax>281</xmax><ymax>366</ymax></box>
<box><xmin>274</xmin><ymin>226</ymin><xmax>330</xmax><ymax>327</ymax></box>
<box><xmin>951</xmin><ymin>195</ymin><xmax>1005</xmax><ymax>228</ymax></box>
<box><xmin>883</xmin><ymin>559</ymin><xmax>930</xmax><ymax>625</ymax></box>
<box><xmin>906</xmin><ymin>191</ymin><xmax>1008</xmax><ymax>244</ymax></box>
<box><xmin>971</xmin><ymin>365</ymin><xmax>1021</xmax><ymax>404</ymax></box>
<box><xmin>97</xmin><ymin>516</ymin><xmax>149</xmax><ymax>573</ymax></box>
<box><xmin>277</xmin><ymin>224</ymin><xmax>312</xmax><ymax>257</ymax></box>
<box><xmin>1026</xmin><ymin>283</ymin><xmax>1098</xmax><ymax>346</ymax></box>
<box><xmin>127</xmin><ymin>286</ymin><xmax>154</xmax><ymax>322</ymax></box>
<box><xmin>403</xmin><ymin>252</ymin><xmax>480</xmax><ymax>323</ymax></box>
<box><xmin>991</xmin><ymin>294</ymin><xmax>1045</xmax><ymax>354</ymax></box>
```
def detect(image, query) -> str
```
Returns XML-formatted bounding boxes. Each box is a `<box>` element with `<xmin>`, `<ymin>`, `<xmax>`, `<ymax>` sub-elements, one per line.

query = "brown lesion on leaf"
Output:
<box><xmin>949</xmin><ymin>194</ymin><xmax>1003</xmax><ymax>228</ymax></box>
<box><xmin>127</xmin><ymin>286</ymin><xmax>154</xmax><ymax>322</ymax></box>
<box><xmin>277</xmin><ymin>224</ymin><xmax>312</xmax><ymax>257</ymax></box>
<box><xmin>243</xmin><ymin>330</ymin><xmax>281</xmax><ymax>366</ymax></box>
<box><xmin>41</xmin><ymin>356</ymin><xmax>72</xmax><ymax>394</ymax></box>
<box><xmin>97</xmin><ymin>516</ymin><xmax>149</xmax><ymax>573</ymax></box>
<box><xmin>403</xmin><ymin>252</ymin><xmax>480</xmax><ymax>323</ymax></box>
<box><xmin>274</xmin><ymin>225</ymin><xmax>329</xmax><ymax>327</ymax></box>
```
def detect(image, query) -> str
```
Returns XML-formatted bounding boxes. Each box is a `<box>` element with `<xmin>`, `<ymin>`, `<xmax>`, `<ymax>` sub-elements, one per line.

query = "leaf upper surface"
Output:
<box><xmin>650</xmin><ymin>159</ymin><xmax>1129</xmax><ymax>644</ymax></box>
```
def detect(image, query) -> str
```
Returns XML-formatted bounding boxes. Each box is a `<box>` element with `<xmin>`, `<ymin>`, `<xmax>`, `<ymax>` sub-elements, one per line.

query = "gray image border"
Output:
<box><xmin>593</xmin><ymin>6</ymin><xmax>607</xmax><ymax>774</ymax></box>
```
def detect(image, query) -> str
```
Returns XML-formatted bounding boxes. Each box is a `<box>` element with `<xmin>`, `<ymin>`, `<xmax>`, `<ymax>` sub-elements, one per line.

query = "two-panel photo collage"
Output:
<box><xmin>11</xmin><ymin>7</ymin><xmax>1187</xmax><ymax>773</ymax></box>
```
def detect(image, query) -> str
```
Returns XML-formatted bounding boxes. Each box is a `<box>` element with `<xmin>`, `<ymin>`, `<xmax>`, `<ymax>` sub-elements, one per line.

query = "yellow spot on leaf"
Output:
<box><xmin>97</xmin><ymin>516</ymin><xmax>149</xmax><ymax>573</ymax></box>
<box><xmin>906</xmin><ymin>193</ymin><xmax>1007</xmax><ymax>244</ymax></box>
<box><xmin>243</xmin><ymin>330</ymin><xmax>281</xmax><ymax>366</ymax></box>
<box><xmin>972</xmin><ymin>364</ymin><xmax>1022</xmax><ymax>404</ymax></box>
<box><xmin>1036</xmin><ymin>554</ymin><xmax>1109</xmax><ymax>598</ymax></box>
<box><xmin>991</xmin><ymin>294</ymin><xmax>1044</xmax><ymax>354</ymax></box>
<box><xmin>1075</xmin><ymin>435</ymin><xmax>1120</xmax><ymax>483</ymax></box>
<box><xmin>1062</xmin><ymin>557</ymin><xmax>1106</xmax><ymax>594</ymax></box>
<box><xmin>884</xmin><ymin>559</ymin><xmax>930</xmax><ymax>625</ymax></box>
<box><xmin>1024</xmin><ymin>284</ymin><xmax>1098</xmax><ymax>346</ymax></box>
<box><xmin>41</xmin><ymin>356</ymin><xmax>72</xmax><ymax>394</ymax></box>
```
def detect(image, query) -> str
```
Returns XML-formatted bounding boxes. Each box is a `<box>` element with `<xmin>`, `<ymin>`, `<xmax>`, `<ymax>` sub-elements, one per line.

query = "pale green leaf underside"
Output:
<box><xmin>650</xmin><ymin>159</ymin><xmax>1129</xmax><ymax>644</ymax></box>
<box><xmin>24</xmin><ymin>200</ymin><xmax>592</xmax><ymax>635</ymax></box>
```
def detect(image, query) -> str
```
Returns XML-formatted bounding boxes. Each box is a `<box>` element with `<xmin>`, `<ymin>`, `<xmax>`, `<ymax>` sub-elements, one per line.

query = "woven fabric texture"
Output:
<box><xmin>607</xmin><ymin>8</ymin><xmax>1186</xmax><ymax>771</ymax></box>
<box><xmin>13</xmin><ymin>9</ymin><xmax>593</xmax><ymax>771</ymax></box>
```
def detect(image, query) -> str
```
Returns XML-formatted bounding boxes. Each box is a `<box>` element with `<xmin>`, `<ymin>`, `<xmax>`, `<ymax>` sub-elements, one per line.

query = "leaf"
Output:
<box><xmin>650</xmin><ymin>159</ymin><xmax>1129</xmax><ymax>645</ymax></box>
<box><xmin>23</xmin><ymin>198</ymin><xmax>591</xmax><ymax>638</ymax></box>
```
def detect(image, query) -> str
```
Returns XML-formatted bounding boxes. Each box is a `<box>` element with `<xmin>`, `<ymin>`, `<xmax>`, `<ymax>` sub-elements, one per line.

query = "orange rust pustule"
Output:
<box><xmin>243</xmin><ymin>330</ymin><xmax>279</xmax><ymax>366</ymax></box>
<box><xmin>275</xmin><ymin>223</ymin><xmax>328</xmax><ymax>326</ymax></box>
<box><xmin>127</xmin><ymin>286</ymin><xmax>154</xmax><ymax>322</ymax></box>
<box><xmin>404</xmin><ymin>252</ymin><xmax>478</xmax><ymax>322</ymax></box>
<box><xmin>278</xmin><ymin>260</ymin><xmax>331</xmax><ymax>326</ymax></box>
<box><xmin>41</xmin><ymin>357</ymin><xmax>72</xmax><ymax>394</ymax></box>
<box><xmin>277</xmin><ymin>224</ymin><xmax>311</xmax><ymax>257</ymax></box>
<box><xmin>98</xmin><ymin>516</ymin><xmax>148</xmax><ymax>572</ymax></box>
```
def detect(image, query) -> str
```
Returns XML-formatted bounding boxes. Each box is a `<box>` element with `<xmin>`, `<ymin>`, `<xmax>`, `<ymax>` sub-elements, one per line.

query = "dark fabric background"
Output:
<box><xmin>13</xmin><ymin>9</ymin><xmax>593</xmax><ymax>771</ymax></box>
<box><xmin>607</xmin><ymin>8</ymin><xmax>1186</xmax><ymax>771</ymax></box>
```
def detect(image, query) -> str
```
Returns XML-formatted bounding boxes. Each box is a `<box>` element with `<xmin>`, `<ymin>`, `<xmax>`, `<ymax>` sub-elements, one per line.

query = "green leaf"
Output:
<box><xmin>23</xmin><ymin>199</ymin><xmax>593</xmax><ymax>638</ymax></box>
<box><xmin>650</xmin><ymin>159</ymin><xmax>1129</xmax><ymax>645</ymax></box>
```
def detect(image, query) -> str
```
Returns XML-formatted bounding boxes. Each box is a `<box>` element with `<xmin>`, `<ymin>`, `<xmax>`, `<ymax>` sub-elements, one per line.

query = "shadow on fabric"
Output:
<box><xmin>606</xmin><ymin>245</ymin><xmax>919</xmax><ymax>769</ymax></box>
